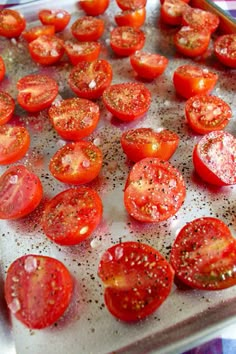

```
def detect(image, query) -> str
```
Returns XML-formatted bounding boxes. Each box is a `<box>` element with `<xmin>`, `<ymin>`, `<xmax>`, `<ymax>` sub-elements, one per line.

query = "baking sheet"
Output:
<box><xmin>0</xmin><ymin>1</ymin><xmax>236</xmax><ymax>353</ymax></box>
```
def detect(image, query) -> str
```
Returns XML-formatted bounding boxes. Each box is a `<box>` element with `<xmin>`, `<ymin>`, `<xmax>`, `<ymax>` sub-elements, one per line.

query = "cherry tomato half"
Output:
<box><xmin>0</xmin><ymin>125</ymin><xmax>30</xmax><ymax>164</ymax></box>
<box><xmin>0</xmin><ymin>9</ymin><xmax>26</xmax><ymax>38</ymax></box>
<box><xmin>174</xmin><ymin>26</ymin><xmax>211</xmax><ymax>58</ymax></box>
<box><xmin>17</xmin><ymin>74</ymin><xmax>58</xmax><ymax>113</ymax></box>
<box><xmin>49</xmin><ymin>141</ymin><xmax>103</xmax><ymax>185</ymax></box>
<box><xmin>38</xmin><ymin>9</ymin><xmax>71</xmax><ymax>32</ymax></box>
<box><xmin>160</xmin><ymin>0</ymin><xmax>189</xmax><ymax>26</ymax></box>
<box><xmin>48</xmin><ymin>97</ymin><xmax>100</xmax><ymax>141</ymax></box>
<box><xmin>124</xmin><ymin>157</ymin><xmax>186</xmax><ymax>222</ymax></box>
<box><xmin>5</xmin><ymin>254</ymin><xmax>73</xmax><ymax>329</ymax></box>
<box><xmin>121</xmin><ymin>128</ymin><xmax>179</xmax><ymax>162</ymax></box>
<box><xmin>71</xmin><ymin>16</ymin><xmax>104</xmax><ymax>42</ymax></box>
<box><xmin>130</xmin><ymin>51</ymin><xmax>168</xmax><ymax>80</ymax></box>
<box><xmin>22</xmin><ymin>25</ymin><xmax>55</xmax><ymax>43</ymax></box>
<box><xmin>170</xmin><ymin>217</ymin><xmax>236</xmax><ymax>290</ymax></box>
<box><xmin>0</xmin><ymin>165</ymin><xmax>43</xmax><ymax>219</ymax></box>
<box><xmin>64</xmin><ymin>40</ymin><xmax>101</xmax><ymax>65</ymax></box>
<box><xmin>28</xmin><ymin>35</ymin><xmax>65</xmax><ymax>66</ymax></box>
<box><xmin>182</xmin><ymin>7</ymin><xmax>219</xmax><ymax>33</ymax></box>
<box><xmin>214</xmin><ymin>34</ymin><xmax>236</xmax><ymax>68</ymax></box>
<box><xmin>193</xmin><ymin>131</ymin><xmax>236</xmax><ymax>186</ymax></box>
<box><xmin>116</xmin><ymin>0</ymin><xmax>147</xmax><ymax>10</ymax></box>
<box><xmin>115</xmin><ymin>8</ymin><xmax>146</xmax><ymax>28</ymax></box>
<box><xmin>173</xmin><ymin>65</ymin><xmax>218</xmax><ymax>99</ymax></box>
<box><xmin>185</xmin><ymin>94</ymin><xmax>232</xmax><ymax>135</ymax></box>
<box><xmin>98</xmin><ymin>241</ymin><xmax>174</xmax><ymax>321</ymax></box>
<box><xmin>0</xmin><ymin>91</ymin><xmax>15</xmax><ymax>125</ymax></box>
<box><xmin>103</xmin><ymin>82</ymin><xmax>151</xmax><ymax>121</ymax></box>
<box><xmin>42</xmin><ymin>187</ymin><xmax>103</xmax><ymax>245</ymax></box>
<box><xmin>110</xmin><ymin>26</ymin><xmax>145</xmax><ymax>57</ymax></box>
<box><xmin>68</xmin><ymin>59</ymin><xmax>112</xmax><ymax>100</ymax></box>
<box><xmin>78</xmin><ymin>0</ymin><xmax>110</xmax><ymax>16</ymax></box>
<box><xmin>0</xmin><ymin>56</ymin><xmax>5</xmax><ymax>82</ymax></box>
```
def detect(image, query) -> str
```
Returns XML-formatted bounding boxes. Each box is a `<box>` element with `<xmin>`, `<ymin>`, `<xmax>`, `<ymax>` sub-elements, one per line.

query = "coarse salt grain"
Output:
<box><xmin>9</xmin><ymin>175</ymin><xmax>18</xmax><ymax>184</ymax></box>
<box><xmin>24</xmin><ymin>256</ymin><xmax>37</xmax><ymax>273</ymax></box>
<box><xmin>89</xmin><ymin>80</ymin><xmax>96</xmax><ymax>89</ymax></box>
<box><xmin>9</xmin><ymin>298</ymin><xmax>21</xmax><ymax>314</ymax></box>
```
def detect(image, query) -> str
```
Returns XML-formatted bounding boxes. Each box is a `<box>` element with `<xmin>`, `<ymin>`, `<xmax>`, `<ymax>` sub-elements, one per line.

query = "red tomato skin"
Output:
<box><xmin>116</xmin><ymin>0</ymin><xmax>147</xmax><ymax>10</ymax></box>
<box><xmin>78</xmin><ymin>0</ymin><xmax>110</xmax><ymax>16</ymax></box>
<box><xmin>98</xmin><ymin>241</ymin><xmax>174</xmax><ymax>321</ymax></box>
<box><xmin>173</xmin><ymin>65</ymin><xmax>218</xmax><ymax>99</ymax></box>
<box><xmin>214</xmin><ymin>34</ymin><xmax>236</xmax><ymax>68</ymax></box>
<box><xmin>115</xmin><ymin>8</ymin><xmax>146</xmax><ymax>28</ymax></box>
<box><xmin>0</xmin><ymin>125</ymin><xmax>30</xmax><ymax>164</ymax></box>
<box><xmin>71</xmin><ymin>16</ymin><xmax>104</xmax><ymax>42</ymax></box>
<box><xmin>193</xmin><ymin>131</ymin><xmax>236</xmax><ymax>186</ymax></box>
<box><xmin>103</xmin><ymin>82</ymin><xmax>151</xmax><ymax>121</ymax></box>
<box><xmin>38</xmin><ymin>9</ymin><xmax>71</xmax><ymax>32</ymax></box>
<box><xmin>5</xmin><ymin>255</ymin><xmax>73</xmax><ymax>329</ymax></box>
<box><xmin>130</xmin><ymin>51</ymin><xmax>168</xmax><ymax>80</ymax></box>
<box><xmin>22</xmin><ymin>25</ymin><xmax>55</xmax><ymax>43</ymax></box>
<box><xmin>49</xmin><ymin>141</ymin><xmax>103</xmax><ymax>185</ymax></box>
<box><xmin>48</xmin><ymin>97</ymin><xmax>100</xmax><ymax>141</ymax></box>
<box><xmin>182</xmin><ymin>7</ymin><xmax>219</xmax><ymax>33</ymax></box>
<box><xmin>170</xmin><ymin>217</ymin><xmax>236</xmax><ymax>290</ymax></box>
<box><xmin>0</xmin><ymin>9</ymin><xmax>26</xmax><ymax>38</ymax></box>
<box><xmin>0</xmin><ymin>165</ymin><xmax>43</xmax><ymax>219</ymax></box>
<box><xmin>121</xmin><ymin>128</ymin><xmax>179</xmax><ymax>162</ymax></box>
<box><xmin>64</xmin><ymin>40</ymin><xmax>101</xmax><ymax>65</ymax></box>
<box><xmin>68</xmin><ymin>59</ymin><xmax>112</xmax><ymax>100</ymax></box>
<box><xmin>160</xmin><ymin>0</ymin><xmax>189</xmax><ymax>26</ymax></box>
<box><xmin>0</xmin><ymin>91</ymin><xmax>15</xmax><ymax>125</ymax></box>
<box><xmin>0</xmin><ymin>56</ymin><xmax>5</xmax><ymax>82</ymax></box>
<box><xmin>17</xmin><ymin>74</ymin><xmax>58</xmax><ymax>113</ymax></box>
<box><xmin>110</xmin><ymin>26</ymin><xmax>145</xmax><ymax>57</ymax></box>
<box><xmin>185</xmin><ymin>94</ymin><xmax>232</xmax><ymax>135</ymax></box>
<box><xmin>42</xmin><ymin>187</ymin><xmax>103</xmax><ymax>245</ymax></box>
<box><xmin>28</xmin><ymin>35</ymin><xmax>65</xmax><ymax>66</ymax></box>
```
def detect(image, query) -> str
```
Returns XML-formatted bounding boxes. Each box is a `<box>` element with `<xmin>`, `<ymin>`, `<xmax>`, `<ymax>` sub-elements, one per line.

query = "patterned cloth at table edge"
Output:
<box><xmin>183</xmin><ymin>338</ymin><xmax>236</xmax><ymax>354</ymax></box>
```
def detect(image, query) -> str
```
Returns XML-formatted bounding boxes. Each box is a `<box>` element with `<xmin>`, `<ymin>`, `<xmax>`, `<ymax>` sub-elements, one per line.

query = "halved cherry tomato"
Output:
<box><xmin>78</xmin><ymin>0</ymin><xmax>110</xmax><ymax>16</ymax></box>
<box><xmin>28</xmin><ymin>35</ymin><xmax>65</xmax><ymax>66</ymax></box>
<box><xmin>0</xmin><ymin>125</ymin><xmax>30</xmax><ymax>164</ymax></box>
<box><xmin>214</xmin><ymin>34</ymin><xmax>236</xmax><ymax>68</ymax></box>
<box><xmin>0</xmin><ymin>56</ymin><xmax>5</xmax><ymax>82</ymax></box>
<box><xmin>185</xmin><ymin>94</ymin><xmax>232</xmax><ymax>135</ymax></box>
<box><xmin>49</xmin><ymin>141</ymin><xmax>103</xmax><ymax>185</ymax></box>
<box><xmin>68</xmin><ymin>59</ymin><xmax>112</xmax><ymax>100</ymax></box>
<box><xmin>116</xmin><ymin>0</ymin><xmax>147</xmax><ymax>10</ymax></box>
<box><xmin>160</xmin><ymin>0</ymin><xmax>189</xmax><ymax>26</ymax></box>
<box><xmin>174</xmin><ymin>26</ymin><xmax>211</xmax><ymax>58</ymax></box>
<box><xmin>103</xmin><ymin>82</ymin><xmax>151</xmax><ymax>121</ymax></box>
<box><xmin>182</xmin><ymin>7</ymin><xmax>219</xmax><ymax>33</ymax></box>
<box><xmin>42</xmin><ymin>187</ymin><xmax>103</xmax><ymax>245</ymax></box>
<box><xmin>17</xmin><ymin>74</ymin><xmax>58</xmax><ymax>112</ymax></box>
<box><xmin>121</xmin><ymin>128</ymin><xmax>179</xmax><ymax>162</ymax></box>
<box><xmin>0</xmin><ymin>165</ymin><xmax>43</xmax><ymax>219</ymax></box>
<box><xmin>64</xmin><ymin>40</ymin><xmax>101</xmax><ymax>65</ymax></box>
<box><xmin>0</xmin><ymin>91</ymin><xmax>15</xmax><ymax>125</ymax></box>
<box><xmin>48</xmin><ymin>97</ymin><xmax>100</xmax><ymax>141</ymax></box>
<box><xmin>130</xmin><ymin>51</ymin><xmax>168</xmax><ymax>80</ymax></box>
<box><xmin>124</xmin><ymin>157</ymin><xmax>186</xmax><ymax>222</ymax></box>
<box><xmin>115</xmin><ymin>8</ymin><xmax>146</xmax><ymax>28</ymax></box>
<box><xmin>22</xmin><ymin>25</ymin><xmax>55</xmax><ymax>43</ymax></box>
<box><xmin>5</xmin><ymin>254</ymin><xmax>73</xmax><ymax>329</ymax></box>
<box><xmin>110</xmin><ymin>26</ymin><xmax>145</xmax><ymax>57</ymax></box>
<box><xmin>170</xmin><ymin>217</ymin><xmax>236</xmax><ymax>290</ymax></box>
<box><xmin>173</xmin><ymin>65</ymin><xmax>218</xmax><ymax>99</ymax></box>
<box><xmin>71</xmin><ymin>16</ymin><xmax>104</xmax><ymax>42</ymax></box>
<box><xmin>193</xmin><ymin>131</ymin><xmax>236</xmax><ymax>186</ymax></box>
<box><xmin>0</xmin><ymin>9</ymin><xmax>26</xmax><ymax>38</ymax></box>
<box><xmin>38</xmin><ymin>9</ymin><xmax>71</xmax><ymax>32</ymax></box>
<box><xmin>98</xmin><ymin>241</ymin><xmax>174</xmax><ymax>321</ymax></box>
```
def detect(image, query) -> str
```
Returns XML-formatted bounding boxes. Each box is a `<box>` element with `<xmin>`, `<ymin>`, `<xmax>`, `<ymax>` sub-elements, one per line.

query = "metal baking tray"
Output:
<box><xmin>0</xmin><ymin>1</ymin><xmax>236</xmax><ymax>353</ymax></box>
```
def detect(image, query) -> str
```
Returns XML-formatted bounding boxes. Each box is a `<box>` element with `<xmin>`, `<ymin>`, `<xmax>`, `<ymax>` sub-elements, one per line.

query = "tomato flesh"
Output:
<box><xmin>64</xmin><ymin>40</ymin><xmax>101</xmax><ymax>65</ymax></box>
<box><xmin>124</xmin><ymin>157</ymin><xmax>186</xmax><ymax>222</ymax></box>
<box><xmin>170</xmin><ymin>217</ymin><xmax>236</xmax><ymax>290</ymax></box>
<box><xmin>0</xmin><ymin>9</ymin><xmax>26</xmax><ymax>38</ymax></box>
<box><xmin>110</xmin><ymin>26</ymin><xmax>145</xmax><ymax>57</ymax></box>
<box><xmin>116</xmin><ymin>0</ymin><xmax>147</xmax><ymax>10</ymax></box>
<box><xmin>98</xmin><ymin>241</ymin><xmax>174</xmax><ymax>321</ymax></box>
<box><xmin>103</xmin><ymin>82</ymin><xmax>151</xmax><ymax>121</ymax></box>
<box><xmin>0</xmin><ymin>56</ymin><xmax>5</xmax><ymax>82</ymax></box>
<box><xmin>29</xmin><ymin>35</ymin><xmax>65</xmax><ymax>66</ymax></box>
<box><xmin>0</xmin><ymin>165</ymin><xmax>43</xmax><ymax>219</ymax></box>
<box><xmin>0</xmin><ymin>91</ymin><xmax>15</xmax><ymax>125</ymax></box>
<box><xmin>130</xmin><ymin>51</ymin><xmax>168</xmax><ymax>79</ymax></box>
<box><xmin>22</xmin><ymin>25</ymin><xmax>55</xmax><ymax>42</ymax></box>
<box><xmin>160</xmin><ymin>0</ymin><xmax>189</xmax><ymax>26</ymax></box>
<box><xmin>78</xmin><ymin>0</ymin><xmax>110</xmax><ymax>16</ymax></box>
<box><xmin>193</xmin><ymin>131</ymin><xmax>236</xmax><ymax>186</ymax></box>
<box><xmin>115</xmin><ymin>8</ymin><xmax>146</xmax><ymax>28</ymax></box>
<box><xmin>38</xmin><ymin>9</ymin><xmax>71</xmax><ymax>32</ymax></box>
<box><xmin>185</xmin><ymin>94</ymin><xmax>232</xmax><ymax>135</ymax></box>
<box><xmin>182</xmin><ymin>7</ymin><xmax>219</xmax><ymax>33</ymax></box>
<box><xmin>214</xmin><ymin>34</ymin><xmax>236</xmax><ymax>68</ymax></box>
<box><xmin>71</xmin><ymin>16</ymin><xmax>104</xmax><ymax>42</ymax></box>
<box><xmin>42</xmin><ymin>187</ymin><xmax>103</xmax><ymax>245</ymax></box>
<box><xmin>5</xmin><ymin>255</ymin><xmax>73</xmax><ymax>329</ymax></box>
